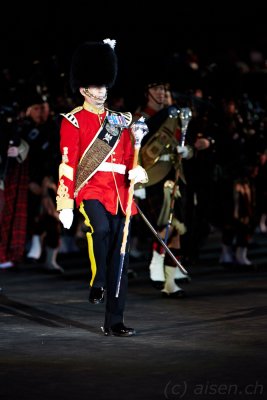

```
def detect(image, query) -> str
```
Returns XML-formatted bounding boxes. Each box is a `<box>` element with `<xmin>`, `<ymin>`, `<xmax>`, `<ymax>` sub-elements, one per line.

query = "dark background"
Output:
<box><xmin>1</xmin><ymin>2</ymin><xmax>267</xmax><ymax>108</ymax></box>
<box><xmin>1</xmin><ymin>3</ymin><xmax>266</xmax><ymax>59</ymax></box>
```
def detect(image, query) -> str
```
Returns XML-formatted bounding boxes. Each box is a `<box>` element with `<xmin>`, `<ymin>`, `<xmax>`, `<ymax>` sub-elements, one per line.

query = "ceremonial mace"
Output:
<box><xmin>115</xmin><ymin>117</ymin><xmax>148</xmax><ymax>298</ymax></box>
<box><xmin>163</xmin><ymin>107</ymin><xmax>192</xmax><ymax>246</ymax></box>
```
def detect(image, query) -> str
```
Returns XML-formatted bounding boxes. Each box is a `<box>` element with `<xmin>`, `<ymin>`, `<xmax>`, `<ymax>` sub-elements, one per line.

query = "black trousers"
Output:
<box><xmin>81</xmin><ymin>200</ymin><xmax>130</xmax><ymax>329</ymax></box>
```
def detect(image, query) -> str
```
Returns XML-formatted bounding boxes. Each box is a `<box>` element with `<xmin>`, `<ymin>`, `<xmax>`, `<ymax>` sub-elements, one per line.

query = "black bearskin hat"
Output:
<box><xmin>70</xmin><ymin>39</ymin><xmax>118</xmax><ymax>93</ymax></box>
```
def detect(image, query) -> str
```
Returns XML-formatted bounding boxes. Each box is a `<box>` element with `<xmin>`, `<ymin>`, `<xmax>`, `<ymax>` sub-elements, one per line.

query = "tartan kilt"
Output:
<box><xmin>0</xmin><ymin>159</ymin><xmax>29</xmax><ymax>263</ymax></box>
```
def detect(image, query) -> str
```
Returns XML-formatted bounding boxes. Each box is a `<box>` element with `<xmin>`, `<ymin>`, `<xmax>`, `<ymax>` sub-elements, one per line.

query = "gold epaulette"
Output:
<box><xmin>70</xmin><ymin>106</ymin><xmax>84</xmax><ymax>114</ymax></box>
<box><xmin>60</xmin><ymin>106</ymin><xmax>83</xmax><ymax>128</ymax></box>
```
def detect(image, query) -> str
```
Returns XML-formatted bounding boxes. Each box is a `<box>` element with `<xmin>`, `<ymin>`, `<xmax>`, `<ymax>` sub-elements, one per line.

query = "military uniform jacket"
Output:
<box><xmin>56</xmin><ymin>104</ymin><xmax>137</xmax><ymax>216</ymax></box>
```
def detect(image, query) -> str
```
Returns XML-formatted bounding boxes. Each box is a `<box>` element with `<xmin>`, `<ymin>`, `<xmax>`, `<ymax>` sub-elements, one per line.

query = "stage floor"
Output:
<box><xmin>1</xmin><ymin>230</ymin><xmax>266</xmax><ymax>400</ymax></box>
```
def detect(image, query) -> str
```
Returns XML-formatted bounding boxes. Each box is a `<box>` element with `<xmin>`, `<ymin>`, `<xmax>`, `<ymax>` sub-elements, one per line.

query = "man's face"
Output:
<box><xmin>147</xmin><ymin>85</ymin><xmax>166</xmax><ymax>105</ymax></box>
<box><xmin>26</xmin><ymin>103</ymin><xmax>49</xmax><ymax>124</ymax></box>
<box><xmin>81</xmin><ymin>86</ymin><xmax>107</xmax><ymax>106</ymax></box>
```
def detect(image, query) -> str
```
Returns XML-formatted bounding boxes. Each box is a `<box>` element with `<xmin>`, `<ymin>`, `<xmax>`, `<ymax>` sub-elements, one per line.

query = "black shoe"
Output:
<box><xmin>25</xmin><ymin>257</ymin><xmax>39</xmax><ymax>264</ymax></box>
<box><xmin>44</xmin><ymin>263</ymin><xmax>65</xmax><ymax>274</ymax></box>
<box><xmin>89</xmin><ymin>287</ymin><xmax>105</xmax><ymax>304</ymax></box>
<box><xmin>128</xmin><ymin>268</ymin><xmax>138</xmax><ymax>279</ymax></box>
<box><xmin>151</xmin><ymin>280</ymin><xmax>164</xmax><ymax>290</ymax></box>
<box><xmin>103</xmin><ymin>322</ymin><xmax>136</xmax><ymax>337</ymax></box>
<box><xmin>175</xmin><ymin>276</ymin><xmax>191</xmax><ymax>284</ymax></box>
<box><xmin>162</xmin><ymin>289</ymin><xmax>186</xmax><ymax>298</ymax></box>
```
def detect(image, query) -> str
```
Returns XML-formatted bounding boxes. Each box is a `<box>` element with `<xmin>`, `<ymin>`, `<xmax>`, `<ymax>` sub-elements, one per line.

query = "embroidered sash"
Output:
<box><xmin>74</xmin><ymin>111</ymin><xmax>129</xmax><ymax>197</ymax></box>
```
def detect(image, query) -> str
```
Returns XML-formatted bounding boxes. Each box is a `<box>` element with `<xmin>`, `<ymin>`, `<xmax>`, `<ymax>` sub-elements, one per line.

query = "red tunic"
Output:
<box><xmin>57</xmin><ymin>107</ymin><xmax>137</xmax><ymax>216</ymax></box>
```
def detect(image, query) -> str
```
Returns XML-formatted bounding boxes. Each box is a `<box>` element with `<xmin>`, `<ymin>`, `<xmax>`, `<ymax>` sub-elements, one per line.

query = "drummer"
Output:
<box><xmin>132</xmin><ymin>73</ymin><xmax>193</xmax><ymax>298</ymax></box>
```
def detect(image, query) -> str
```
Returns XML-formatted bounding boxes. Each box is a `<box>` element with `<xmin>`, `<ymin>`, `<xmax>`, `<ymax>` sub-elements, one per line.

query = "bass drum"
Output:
<box><xmin>135</xmin><ymin>153</ymin><xmax>178</xmax><ymax>189</ymax></box>
<box><xmin>144</xmin><ymin>157</ymin><xmax>172</xmax><ymax>187</ymax></box>
<box><xmin>138</xmin><ymin>120</ymin><xmax>179</xmax><ymax>187</ymax></box>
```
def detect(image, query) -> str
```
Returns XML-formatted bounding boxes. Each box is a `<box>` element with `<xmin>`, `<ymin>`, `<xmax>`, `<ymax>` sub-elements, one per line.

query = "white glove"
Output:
<box><xmin>134</xmin><ymin>187</ymin><xmax>146</xmax><ymax>199</ymax></box>
<box><xmin>128</xmin><ymin>165</ymin><xmax>148</xmax><ymax>184</ymax></box>
<box><xmin>177</xmin><ymin>145</ymin><xmax>189</xmax><ymax>159</ymax></box>
<box><xmin>59</xmin><ymin>209</ymin><xmax>74</xmax><ymax>229</ymax></box>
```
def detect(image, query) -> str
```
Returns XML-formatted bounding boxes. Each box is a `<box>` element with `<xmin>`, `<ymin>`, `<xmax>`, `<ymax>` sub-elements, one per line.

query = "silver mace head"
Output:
<box><xmin>130</xmin><ymin>117</ymin><xmax>149</xmax><ymax>148</ymax></box>
<box><xmin>179</xmin><ymin>107</ymin><xmax>192</xmax><ymax>147</ymax></box>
